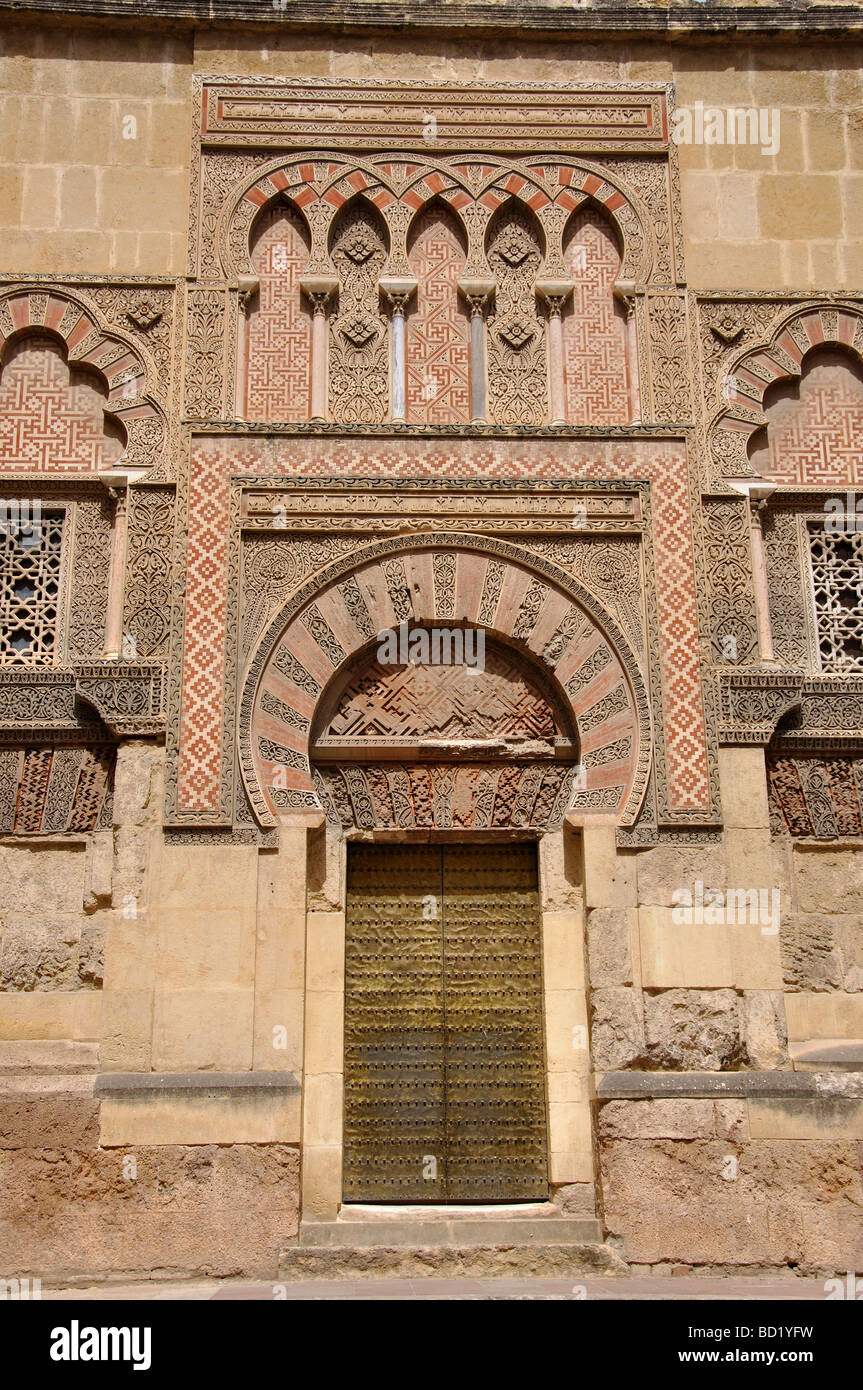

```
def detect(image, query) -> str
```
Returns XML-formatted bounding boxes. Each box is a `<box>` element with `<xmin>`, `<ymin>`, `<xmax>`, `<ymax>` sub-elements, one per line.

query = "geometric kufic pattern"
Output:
<box><xmin>562</xmin><ymin>209</ymin><xmax>629</xmax><ymax>426</ymax></box>
<box><xmin>406</xmin><ymin>206</ymin><xmax>469</xmax><ymax>424</ymax></box>
<box><xmin>245</xmin><ymin>203</ymin><xmax>312</xmax><ymax>422</ymax></box>
<box><xmin>177</xmin><ymin>448</ymin><xmax>230</xmax><ymax>812</ymax></box>
<box><xmin>759</xmin><ymin>349</ymin><xmax>863</xmax><ymax>488</ymax></box>
<box><xmin>0</xmin><ymin>513</ymin><xmax>63</xmax><ymax>664</ymax></box>
<box><xmin>327</xmin><ymin>649</ymin><xmax>560</xmax><ymax>741</ymax></box>
<box><xmin>0</xmin><ymin>335</ymin><xmax>125</xmax><ymax>472</ymax></box>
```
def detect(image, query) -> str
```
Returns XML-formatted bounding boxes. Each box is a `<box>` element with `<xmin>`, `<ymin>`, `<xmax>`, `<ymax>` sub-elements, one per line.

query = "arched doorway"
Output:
<box><xmin>240</xmin><ymin>537</ymin><xmax>649</xmax><ymax>1214</ymax></box>
<box><xmin>311</xmin><ymin>634</ymin><xmax>577</xmax><ymax>1200</ymax></box>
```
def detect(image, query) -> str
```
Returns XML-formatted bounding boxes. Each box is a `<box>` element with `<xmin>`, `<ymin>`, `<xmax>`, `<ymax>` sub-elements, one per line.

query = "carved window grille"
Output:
<box><xmin>807</xmin><ymin>524</ymin><xmax>863</xmax><ymax>672</ymax></box>
<box><xmin>0</xmin><ymin>511</ymin><xmax>64</xmax><ymax>664</ymax></box>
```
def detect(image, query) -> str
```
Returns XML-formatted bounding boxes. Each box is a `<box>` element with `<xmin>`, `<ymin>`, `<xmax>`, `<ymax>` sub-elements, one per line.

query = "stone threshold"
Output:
<box><xmin>280</xmin><ymin>1242</ymin><xmax>626</xmax><ymax>1280</ymax></box>
<box><xmin>597</xmin><ymin>1069</ymin><xmax>863</xmax><ymax>1099</ymax></box>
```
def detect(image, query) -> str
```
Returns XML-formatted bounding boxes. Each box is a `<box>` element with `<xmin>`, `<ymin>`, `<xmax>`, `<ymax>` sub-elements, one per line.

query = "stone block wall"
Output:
<box><xmin>3</xmin><ymin>23</ymin><xmax>863</xmax><ymax>290</ymax></box>
<box><xmin>0</xmin><ymin>27</ymin><xmax>192</xmax><ymax>274</ymax></box>
<box><xmin>584</xmin><ymin>745</ymin><xmax>863</xmax><ymax>1273</ymax></box>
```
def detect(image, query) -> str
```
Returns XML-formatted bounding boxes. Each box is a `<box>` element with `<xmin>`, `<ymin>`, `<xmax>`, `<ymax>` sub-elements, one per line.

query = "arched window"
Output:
<box><xmin>243</xmin><ymin>202</ymin><xmax>312</xmax><ymax>421</ymax></box>
<box><xmin>406</xmin><ymin>203</ymin><xmax>470</xmax><ymax>424</ymax></box>
<box><xmin>561</xmin><ymin>208</ymin><xmax>629</xmax><ymax>425</ymax></box>
<box><xmin>0</xmin><ymin>333</ymin><xmax>125</xmax><ymax>471</ymax></box>
<box><xmin>749</xmin><ymin>345</ymin><xmax>863</xmax><ymax>486</ymax></box>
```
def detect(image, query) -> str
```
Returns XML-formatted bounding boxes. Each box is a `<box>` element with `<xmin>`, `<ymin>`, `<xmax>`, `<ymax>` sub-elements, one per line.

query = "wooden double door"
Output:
<box><xmin>343</xmin><ymin>842</ymin><xmax>548</xmax><ymax>1202</ymax></box>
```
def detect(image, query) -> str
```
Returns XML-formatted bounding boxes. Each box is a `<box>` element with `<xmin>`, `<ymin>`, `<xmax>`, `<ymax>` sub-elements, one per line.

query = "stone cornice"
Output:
<box><xmin>1</xmin><ymin>1</ymin><xmax>863</xmax><ymax>39</ymax></box>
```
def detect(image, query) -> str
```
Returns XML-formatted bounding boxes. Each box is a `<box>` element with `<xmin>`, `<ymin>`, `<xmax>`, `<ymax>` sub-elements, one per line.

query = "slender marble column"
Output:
<box><xmin>458</xmin><ymin>279</ymin><xmax>495</xmax><ymax>424</ymax></box>
<box><xmin>380</xmin><ymin>277</ymin><xmax>417</xmax><ymax>423</ymax></box>
<box><xmin>614</xmin><ymin>280</ymin><xmax>641</xmax><ymax>423</ymax></box>
<box><xmin>536</xmin><ymin>281</ymin><xmax>572</xmax><ymax>426</ymax></box>
<box><xmin>748</xmin><ymin>485</ymin><xmax>778</xmax><ymax>664</ymax></box>
<box><xmin>103</xmin><ymin>481</ymin><xmax>128</xmax><ymax>660</ymax></box>
<box><xmin>299</xmin><ymin>275</ymin><xmax>338</xmax><ymax>422</ymax></box>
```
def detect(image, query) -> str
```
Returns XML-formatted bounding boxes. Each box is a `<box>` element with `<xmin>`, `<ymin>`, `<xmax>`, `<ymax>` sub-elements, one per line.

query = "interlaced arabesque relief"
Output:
<box><xmin>768</xmin><ymin>753</ymin><xmax>863</xmax><ymax>839</ymax></box>
<box><xmin>486</xmin><ymin>205</ymin><xmax>547</xmax><ymax>427</ymax></box>
<box><xmin>14</xmin><ymin>79</ymin><xmax>863</xmax><ymax>846</ymax></box>
<box><xmin>763</xmin><ymin>508</ymin><xmax>811</xmax><ymax>669</ymax></box>
<box><xmin>0</xmin><ymin>743</ymin><xmax>114</xmax><ymax>834</ymax></box>
<box><xmin>328</xmin><ymin>202</ymin><xmax>389</xmax><ymax>425</ymax></box>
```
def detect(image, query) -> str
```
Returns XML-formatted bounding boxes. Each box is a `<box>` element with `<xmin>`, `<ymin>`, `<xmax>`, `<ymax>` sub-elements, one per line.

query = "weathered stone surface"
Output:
<box><xmin>835</xmin><ymin>920</ymin><xmax>863</xmax><ymax>993</ymax></box>
<box><xmin>741</xmin><ymin>990</ymin><xmax>788</xmax><ymax>1069</ymax></box>
<box><xmin>279</xmin><ymin>1241</ymin><xmax>627</xmax><ymax>1280</ymax></box>
<box><xmin>591</xmin><ymin>987</ymin><xmax>645</xmax><ymax>1070</ymax></box>
<box><xmin>599</xmin><ymin>1137</ymin><xmax>863</xmax><ymax>1271</ymax></box>
<box><xmin>795</xmin><ymin>848</ymin><xmax>863</xmax><ymax>916</ymax></box>
<box><xmin>0</xmin><ymin>845</ymin><xmax>86</xmax><ymax>915</ymax></box>
<box><xmin>714</xmin><ymin>1100</ymin><xmax>749</xmax><ymax>1142</ymax></box>
<box><xmin>112</xmin><ymin>742</ymin><xmax>161</xmax><ymax>830</ymax></box>
<box><xmin>0</xmin><ymin>1096</ymin><xmax>99</xmax><ymax>1149</ymax></box>
<box><xmin>0</xmin><ymin>917</ymin><xmax>81</xmax><ymax>992</ymax></box>
<box><xmin>551</xmin><ymin>1182</ymin><xmax>596</xmax><ymax>1216</ymax></box>
<box><xmin>77</xmin><ymin>922</ymin><xmax>105</xmax><ymax>988</ymax></box>
<box><xmin>598</xmin><ymin>1099</ymin><xmax>716</xmax><ymax>1141</ymax></box>
<box><xmin>84</xmin><ymin>832</ymin><xmax>114</xmax><ymax>912</ymax></box>
<box><xmin>635</xmin><ymin>845</ymin><xmax>726</xmax><ymax>908</ymax></box>
<box><xmin>587</xmin><ymin>908</ymin><xmax>632</xmax><ymax>987</ymax></box>
<box><xmin>781</xmin><ymin>916</ymin><xmax>842</xmax><ymax>992</ymax></box>
<box><xmin>0</xmin><ymin>1143</ymin><xmax>300</xmax><ymax>1280</ymax></box>
<box><xmin>540</xmin><ymin>831</ymin><xmax>583</xmax><ymax>912</ymax></box>
<box><xmin>643</xmin><ymin>988</ymin><xmax>742</xmax><ymax>1070</ymax></box>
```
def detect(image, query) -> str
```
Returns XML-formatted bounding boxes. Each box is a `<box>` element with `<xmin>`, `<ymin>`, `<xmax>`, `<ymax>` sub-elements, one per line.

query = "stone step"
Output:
<box><xmin>299</xmin><ymin>1216</ymin><xmax>603</xmax><ymax>1247</ymax></box>
<box><xmin>280</xmin><ymin>1242</ymin><xmax>627</xmax><ymax>1281</ymax></box>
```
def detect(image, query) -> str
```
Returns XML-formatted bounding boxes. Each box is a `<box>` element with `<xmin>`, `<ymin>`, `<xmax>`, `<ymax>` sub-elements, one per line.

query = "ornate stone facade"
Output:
<box><xmin>1</xmin><ymin>17</ymin><xmax>863</xmax><ymax>1286</ymax></box>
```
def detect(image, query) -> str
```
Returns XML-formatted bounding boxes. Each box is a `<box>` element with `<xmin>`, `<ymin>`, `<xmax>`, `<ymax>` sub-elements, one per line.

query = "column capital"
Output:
<box><xmin>379</xmin><ymin>276</ymin><xmax>417</xmax><ymax>315</ymax></box>
<box><xmin>237</xmin><ymin>274</ymin><xmax>260</xmax><ymax>310</ymax></box>
<box><xmin>299</xmin><ymin>274</ymin><xmax>339</xmax><ymax>313</ymax></box>
<box><xmin>535</xmin><ymin>279</ymin><xmax>574</xmax><ymax>317</ymax></box>
<box><xmin>613</xmin><ymin>279</ymin><xmax>638</xmax><ymax>317</ymax></box>
<box><xmin>458</xmin><ymin>277</ymin><xmax>495</xmax><ymax>317</ymax></box>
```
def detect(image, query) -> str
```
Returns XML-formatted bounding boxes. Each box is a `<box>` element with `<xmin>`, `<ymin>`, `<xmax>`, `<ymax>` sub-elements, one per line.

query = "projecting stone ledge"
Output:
<box><xmin>94</xmin><ymin>1071</ymin><xmax>300</xmax><ymax>1096</ymax></box>
<box><xmin>597</xmin><ymin>1070</ymin><xmax>863</xmax><ymax>1100</ymax></box>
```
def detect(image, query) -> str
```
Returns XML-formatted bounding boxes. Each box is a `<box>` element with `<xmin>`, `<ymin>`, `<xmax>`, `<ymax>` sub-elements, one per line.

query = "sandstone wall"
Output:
<box><xmin>0</xmin><ymin>27</ymin><xmax>192</xmax><ymax>274</ymax></box>
<box><xmin>2</xmin><ymin>24</ymin><xmax>862</xmax><ymax>289</ymax></box>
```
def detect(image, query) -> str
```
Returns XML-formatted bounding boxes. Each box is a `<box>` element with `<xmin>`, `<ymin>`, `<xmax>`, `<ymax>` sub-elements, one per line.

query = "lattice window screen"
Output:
<box><xmin>0</xmin><ymin>512</ymin><xmax>64</xmax><ymax>664</ymax></box>
<box><xmin>808</xmin><ymin>524</ymin><xmax>863</xmax><ymax>672</ymax></box>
